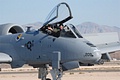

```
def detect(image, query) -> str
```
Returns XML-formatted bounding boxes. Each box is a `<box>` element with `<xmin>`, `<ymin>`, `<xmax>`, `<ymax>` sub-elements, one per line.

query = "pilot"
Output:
<box><xmin>52</xmin><ymin>24</ymin><xmax>63</xmax><ymax>37</ymax></box>
<box><xmin>40</xmin><ymin>24</ymin><xmax>63</xmax><ymax>37</ymax></box>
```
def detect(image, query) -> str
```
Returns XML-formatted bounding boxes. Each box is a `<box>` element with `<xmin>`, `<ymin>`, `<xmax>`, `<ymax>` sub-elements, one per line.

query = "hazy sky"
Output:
<box><xmin>0</xmin><ymin>0</ymin><xmax>120</xmax><ymax>27</ymax></box>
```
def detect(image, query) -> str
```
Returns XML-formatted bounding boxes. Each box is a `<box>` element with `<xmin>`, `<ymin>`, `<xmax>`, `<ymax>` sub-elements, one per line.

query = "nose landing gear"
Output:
<box><xmin>38</xmin><ymin>67</ymin><xmax>63</xmax><ymax>80</ymax></box>
<box><xmin>38</xmin><ymin>51</ymin><xmax>63</xmax><ymax>80</ymax></box>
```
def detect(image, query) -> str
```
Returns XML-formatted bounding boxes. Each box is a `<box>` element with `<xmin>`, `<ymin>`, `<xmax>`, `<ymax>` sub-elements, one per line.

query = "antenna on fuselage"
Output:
<box><xmin>26</xmin><ymin>26</ymin><xmax>32</xmax><ymax>32</ymax></box>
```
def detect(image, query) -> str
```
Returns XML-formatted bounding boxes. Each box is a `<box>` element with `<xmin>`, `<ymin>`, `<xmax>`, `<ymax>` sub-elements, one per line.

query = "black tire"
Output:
<box><xmin>88</xmin><ymin>64</ymin><xmax>94</xmax><ymax>66</ymax></box>
<box><xmin>46</xmin><ymin>78</ymin><xmax>51</xmax><ymax>80</ymax></box>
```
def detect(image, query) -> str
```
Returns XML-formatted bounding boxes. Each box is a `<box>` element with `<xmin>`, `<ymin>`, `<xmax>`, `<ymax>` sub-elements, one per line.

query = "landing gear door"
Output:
<box><xmin>42</xmin><ymin>2</ymin><xmax>73</xmax><ymax>27</ymax></box>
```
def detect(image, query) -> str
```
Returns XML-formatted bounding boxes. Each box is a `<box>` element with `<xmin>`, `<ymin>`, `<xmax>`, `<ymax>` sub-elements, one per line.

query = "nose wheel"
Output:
<box><xmin>47</xmin><ymin>79</ymin><xmax>51</xmax><ymax>80</ymax></box>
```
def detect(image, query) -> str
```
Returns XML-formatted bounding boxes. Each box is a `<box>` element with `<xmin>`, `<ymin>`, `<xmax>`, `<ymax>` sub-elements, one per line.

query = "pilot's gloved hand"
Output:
<box><xmin>46</xmin><ymin>26</ymin><xmax>53</xmax><ymax>34</ymax></box>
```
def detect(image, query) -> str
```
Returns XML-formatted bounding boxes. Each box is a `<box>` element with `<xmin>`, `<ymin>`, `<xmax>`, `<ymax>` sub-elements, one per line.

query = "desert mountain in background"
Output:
<box><xmin>77</xmin><ymin>22</ymin><xmax>120</xmax><ymax>34</ymax></box>
<box><xmin>77</xmin><ymin>22</ymin><xmax>120</xmax><ymax>40</ymax></box>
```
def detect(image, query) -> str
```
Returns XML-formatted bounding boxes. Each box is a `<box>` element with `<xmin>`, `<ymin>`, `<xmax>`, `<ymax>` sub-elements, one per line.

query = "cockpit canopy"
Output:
<box><xmin>40</xmin><ymin>2</ymin><xmax>83</xmax><ymax>38</ymax></box>
<box><xmin>43</xmin><ymin>2</ymin><xmax>72</xmax><ymax>26</ymax></box>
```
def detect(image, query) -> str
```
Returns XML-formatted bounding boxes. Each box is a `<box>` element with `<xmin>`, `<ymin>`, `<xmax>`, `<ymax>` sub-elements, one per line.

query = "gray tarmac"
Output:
<box><xmin>0</xmin><ymin>61</ymin><xmax>120</xmax><ymax>80</ymax></box>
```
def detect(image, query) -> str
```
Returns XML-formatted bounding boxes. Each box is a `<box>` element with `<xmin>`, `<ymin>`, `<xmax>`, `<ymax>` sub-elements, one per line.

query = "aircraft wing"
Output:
<box><xmin>97</xmin><ymin>42</ymin><xmax>120</xmax><ymax>54</ymax></box>
<box><xmin>83</xmin><ymin>32</ymin><xmax>120</xmax><ymax>61</ymax></box>
<box><xmin>0</xmin><ymin>52</ymin><xmax>12</xmax><ymax>63</ymax></box>
<box><xmin>95</xmin><ymin>42</ymin><xmax>120</xmax><ymax>61</ymax></box>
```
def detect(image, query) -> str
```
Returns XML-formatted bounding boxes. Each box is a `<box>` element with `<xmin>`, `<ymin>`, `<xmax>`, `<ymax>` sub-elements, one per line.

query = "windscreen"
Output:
<box><xmin>61</xmin><ymin>24</ymin><xmax>83</xmax><ymax>38</ymax></box>
<box><xmin>69</xmin><ymin>24</ymin><xmax>83</xmax><ymax>38</ymax></box>
<box><xmin>61</xmin><ymin>25</ymin><xmax>76</xmax><ymax>38</ymax></box>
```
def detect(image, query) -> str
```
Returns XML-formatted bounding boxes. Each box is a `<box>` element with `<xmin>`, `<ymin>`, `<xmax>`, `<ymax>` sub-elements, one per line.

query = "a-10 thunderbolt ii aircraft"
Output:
<box><xmin>1</xmin><ymin>2</ymin><xmax>119</xmax><ymax>80</ymax></box>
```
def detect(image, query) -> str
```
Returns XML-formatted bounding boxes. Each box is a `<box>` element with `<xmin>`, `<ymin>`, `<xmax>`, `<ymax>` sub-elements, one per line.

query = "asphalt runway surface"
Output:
<box><xmin>0</xmin><ymin>69</ymin><xmax>120</xmax><ymax>75</ymax></box>
<box><xmin>0</xmin><ymin>61</ymin><xmax>120</xmax><ymax>80</ymax></box>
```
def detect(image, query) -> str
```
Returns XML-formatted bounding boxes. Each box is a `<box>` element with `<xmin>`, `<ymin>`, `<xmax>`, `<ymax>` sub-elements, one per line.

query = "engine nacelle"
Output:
<box><xmin>0</xmin><ymin>23</ymin><xmax>25</xmax><ymax>35</ymax></box>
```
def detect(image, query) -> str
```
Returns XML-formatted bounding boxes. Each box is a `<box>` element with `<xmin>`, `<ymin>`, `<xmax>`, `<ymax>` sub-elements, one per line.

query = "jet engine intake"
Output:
<box><xmin>0</xmin><ymin>23</ymin><xmax>25</xmax><ymax>35</ymax></box>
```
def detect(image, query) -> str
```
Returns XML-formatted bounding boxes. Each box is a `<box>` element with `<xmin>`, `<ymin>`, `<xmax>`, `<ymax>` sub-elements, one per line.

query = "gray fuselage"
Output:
<box><xmin>0</xmin><ymin>30</ymin><xmax>101</xmax><ymax>67</ymax></box>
